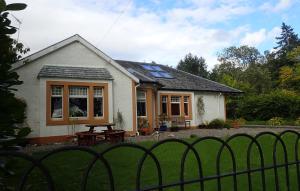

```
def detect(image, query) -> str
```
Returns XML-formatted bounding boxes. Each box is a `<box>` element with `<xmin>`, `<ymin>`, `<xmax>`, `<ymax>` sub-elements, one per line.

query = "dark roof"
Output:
<box><xmin>38</xmin><ymin>65</ymin><xmax>113</xmax><ymax>80</ymax></box>
<box><xmin>115</xmin><ymin>60</ymin><xmax>242</xmax><ymax>93</ymax></box>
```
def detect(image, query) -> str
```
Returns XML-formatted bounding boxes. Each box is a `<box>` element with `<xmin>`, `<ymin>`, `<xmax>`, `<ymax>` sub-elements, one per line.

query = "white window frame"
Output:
<box><xmin>161</xmin><ymin>95</ymin><xmax>168</xmax><ymax>115</ymax></box>
<box><xmin>171</xmin><ymin>96</ymin><xmax>181</xmax><ymax>116</ymax></box>
<box><xmin>184</xmin><ymin>96</ymin><xmax>189</xmax><ymax>117</ymax></box>
<box><xmin>93</xmin><ymin>87</ymin><xmax>104</xmax><ymax>118</ymax></box>
<box><xmin>51</xmin><ymin>86</ymin><xmax>63</xmax><ymax>120</ymax></box>
<box><xmin>137</xmin><ymin>91</ymin><xmax>147</xmax><ymax>117</ymax></box>
<box><xmin>68</xmin><ymin>86</ymin><xmax>89</xmax><ymax>119</ymax></box>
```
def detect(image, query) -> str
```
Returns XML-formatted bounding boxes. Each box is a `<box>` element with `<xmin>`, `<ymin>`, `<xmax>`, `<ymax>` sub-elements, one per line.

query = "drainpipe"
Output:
<box><xmin>218</xmin><ymin>93</ymin><xmax>222</xmax><ymax>118</ymax></box>
<box><xmin>135</xmin><ymin>82</ymin><xmax>140</xmax><ymax>136</ymax></box>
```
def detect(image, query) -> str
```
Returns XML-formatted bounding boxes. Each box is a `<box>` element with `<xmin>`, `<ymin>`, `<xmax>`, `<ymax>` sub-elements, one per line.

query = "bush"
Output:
<box><xmin>208</xmin><ymin>119</ymin><xmax>226</xmax><ymax>129</ymax></box>
<box><xmin>295</xmin><ymin>117</ymin><xmax>300</xmax><ymax>126</ymax></box>
<box><xmin>267</xmin><ymin>117</ymin><xmax>284</xmax><ymax>126</ymax></box>
<box><xmin>190</xmin><ymin>134</ymin><xmax>198</xmax><ymax>138</ymax></box>
<box><xmin>237</xmin><ymin>90</ymin><xmax>300</xmax><ymax>120</ymax></box>
<box><xmin>224</xmin><ymin>122</ymin><xmax>232</xmax><ymax>129</ymax></box>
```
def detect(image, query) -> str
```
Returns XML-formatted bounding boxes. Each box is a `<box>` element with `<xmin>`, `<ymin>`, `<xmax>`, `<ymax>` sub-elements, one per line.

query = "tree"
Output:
<box><xmin>217</xmin><ymin>45</ymin><xmax>263</xmax><ymax>69</ymax></box>
<box><xmin>266</xmin><ymin>23</ymin><xmax>300</xmax><ymax>83</ymax></box>
<box><xmin>177</xmin><ymin>53</ymin><xmax>209</xmax><ymax>78</ymax></box>
<box><xmin>0</xmin><ymin>0</ymin><xmax>30</xmax><ymax>145</ymax></box>
<box><xmin>274</xmin><ymin>22</ymin><xmax>300</xmax><ymax>58</ymax></box>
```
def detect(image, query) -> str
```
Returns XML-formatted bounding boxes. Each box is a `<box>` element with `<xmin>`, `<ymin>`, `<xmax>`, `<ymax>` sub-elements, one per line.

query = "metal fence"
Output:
<box><xmin>1</xmin><ymin>130</ymin><xmax>300</xmax><ymax>191</ymax></box>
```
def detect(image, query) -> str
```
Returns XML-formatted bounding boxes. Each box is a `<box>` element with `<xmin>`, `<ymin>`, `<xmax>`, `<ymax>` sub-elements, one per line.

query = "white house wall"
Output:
<box><xmin>157</xmin><ymin>90</ymin><xmax>225</xmax><ymax>127</ymax></box>
<box><xmin>14</xmin><ymin>41</ymin><xmax>134</xmax><ymax>138</ymax></box>
<box><xmin>193</xmin><ymin>92</ymin><xmax>225</xmax><ymax>125</ymax></box>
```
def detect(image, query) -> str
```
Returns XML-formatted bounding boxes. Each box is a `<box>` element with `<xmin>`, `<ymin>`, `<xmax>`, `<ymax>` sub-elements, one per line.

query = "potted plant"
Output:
<box><xmin>138</xmin><ymin>118</ymin><xmax>150</xmax><ymax>135</ymax></box>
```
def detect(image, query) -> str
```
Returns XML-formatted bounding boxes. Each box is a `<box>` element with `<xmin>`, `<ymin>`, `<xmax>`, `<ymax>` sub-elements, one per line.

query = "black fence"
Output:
<box><xmin>1</xmin><ymin>130</ymin><xmax>300</xmax><ymax>191</ymax></box>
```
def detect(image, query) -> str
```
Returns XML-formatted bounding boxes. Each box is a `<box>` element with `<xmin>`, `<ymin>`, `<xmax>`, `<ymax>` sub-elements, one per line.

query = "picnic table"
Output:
<box><xmin>76</xmin><ymin>123</ymin><xmax>125</xmax><ymax>145</ymax></box>
<box><xmin>86</xmin><ymin>123</ymin><xmax>115</xmax><ymax>132</ymax></box>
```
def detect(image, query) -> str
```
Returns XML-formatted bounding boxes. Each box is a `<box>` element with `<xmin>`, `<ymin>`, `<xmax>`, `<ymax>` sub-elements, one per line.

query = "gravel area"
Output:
<box><xmin>22</xmin><ymin>127</ymin><xmax>300</xmax><ymax>153</ymax></box>
<box><xmin>129</xmin><ymin>127</ymin><xmax>300</xmax><ymax>142</ymax></box>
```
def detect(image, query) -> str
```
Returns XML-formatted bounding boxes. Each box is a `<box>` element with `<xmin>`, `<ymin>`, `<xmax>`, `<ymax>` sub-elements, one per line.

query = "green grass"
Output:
<box><xmin>2</xmin><ymin>132</ymin><xmax>300</xmax><ymax>191</ymax></box>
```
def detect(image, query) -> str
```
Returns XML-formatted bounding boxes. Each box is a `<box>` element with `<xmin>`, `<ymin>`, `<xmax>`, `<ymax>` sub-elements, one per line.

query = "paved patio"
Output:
<box><xmin>129</xmin><ymin>127</ymin><xmax>300</xmax><ymax>142</ymax></box>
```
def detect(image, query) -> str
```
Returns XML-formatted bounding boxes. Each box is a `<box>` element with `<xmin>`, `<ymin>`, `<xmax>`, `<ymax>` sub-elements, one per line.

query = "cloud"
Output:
<box><xmin>240</xmin><ymin>27</ymin><xmax>281</xmax><ymax>47</ymax></box>
<box><xmin>6</xmin><ymin>0</ymin><xmax>281</xmax><ymax>70</ymax></box>
<box><xmin>260</xmin><ymin>0</ymin><xmax>294</xmax><ymax>12</ymax></box>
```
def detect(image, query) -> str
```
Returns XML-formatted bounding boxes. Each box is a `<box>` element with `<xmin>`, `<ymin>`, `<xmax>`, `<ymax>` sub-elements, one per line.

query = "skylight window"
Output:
<box><xmin>142</xmin><ymin>65</ymin><xmax>154</xmax><ymax>70</ymax></box>
<box><xmin>151</xmin><ymin>65</ymin><xmax>163</xmax><ymax>71</ymax></box>
<box><xmin>142</xmin><ymin>64</ymin><xmax>173</xmax><ymax>78</ymax></box>
<box><xmin>160</xmin><ymin>72</ymin><xmax>172</xmax><ymax>78</ymax></box>
<box><xmin>150</xmin><ymin>71</ymin><xmax>173</xmax><ymax>78</ymax></box>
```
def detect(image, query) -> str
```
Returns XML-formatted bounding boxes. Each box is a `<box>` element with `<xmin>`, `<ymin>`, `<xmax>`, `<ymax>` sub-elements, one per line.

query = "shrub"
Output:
<box><xmin>236</xmin><ymin>118</ymin><xmax>246</xmax><ymax>125</ymax></box>
<box><xmin>267</xmin><ymin>117</ymin><xmax>284</xmax><ymax>126</ymax></box>
<box><xmin>190</xmin><ymin>134</ymin><xmax>198</xmax><ymax>138</ymax></box>
<box><xmin>238</xmin><ymin>90</ymin><xmax>300</xmax><ymax>120</ymax></box>
<box><xmin>224</xmin><ymin>122</ymin><xmax>232</xmax><ymax>129</ymax></box>
<box><xmin>295</xmin><ymin>117</ymin><xmax>300</xmax><ymax>126</ymax></box>
<box><xmin>208</xmin><ymin>119</ymin><xmax>226</xmax><ymax>129</ymax></box>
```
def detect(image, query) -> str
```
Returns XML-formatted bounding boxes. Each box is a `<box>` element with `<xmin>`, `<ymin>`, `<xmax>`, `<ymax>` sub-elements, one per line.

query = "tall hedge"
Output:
<box><xmin>237</xmin><ymin>90</ymin><xmax>300</xmax><ymax>120</ymax></box>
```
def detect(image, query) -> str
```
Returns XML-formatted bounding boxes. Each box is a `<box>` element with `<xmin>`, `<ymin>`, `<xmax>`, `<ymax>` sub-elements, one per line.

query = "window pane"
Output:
<box><xmin>171</xmin><ymin>96</ymin><xmax>180</xmax><ymax>103</ymax></box>
<box><xmin>184</xmin><ymin>103</ymin><xmax>188</xmax><ymax>116</ymax></box>
<box><xmin>51</xmin><ymin>97</ymin><xmax>62</xmax><ymax>118</ymax></box>
<box><xmin>162</xmin><ymin>102</ymin><xmax>167</xmax><ymax>114</ymax></box>
<box><xmin>137</xmin><ymin>102</ymin><xmax>146</xmax><ymax>116</ymax></box>
<box><xmin>69</xmin><ymin>98</ymin><xmax>88</xmax><ymax>117</ymax></box>
<box><xmin>69</xmin><ymin>87</ymin><xmax>87</xmax><ymax>97</ymax></box>
<box><xmin>94</xmin><ymin>97</ymin><xmax>103</xmax><ymax>117</ymax></box>
<box><xmin>184</xmin><ymin>96</ymin><xmax>189</xmax><ymax>103</ymax></box>
<box><xmin>171</xmin><ymin>103</ymin><xmax>180</xmax><ymax>116</ymax></box>
<box><xmin>52</xmin><ymin>86</ymin><xmax>62</xmax><ymax>96</ymax></box>
<box><xmin>137</xmin><ymin>91</ymin><xmax>146</xmax><ymax>100</ymax></box>
<box><xmin>162</xmin><ymin>96</ymin><xmax>167</xmax><ymax>103</ymax></box>
<box><xmin>94</xmin><ymin>88</ymin><xmax>102</xmax><ymax>97</ymax></box>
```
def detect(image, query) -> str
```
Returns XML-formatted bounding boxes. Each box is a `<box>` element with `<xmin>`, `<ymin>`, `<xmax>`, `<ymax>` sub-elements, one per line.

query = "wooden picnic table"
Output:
<box><xmin>85</xmin><ymin>123</ymin><xmax>115</xmax><ymax>132</ymax></box>
<box><xmin>75</xmin><ymin>131</ymin><xmax>97</xmax><ymax>146</ymax></box>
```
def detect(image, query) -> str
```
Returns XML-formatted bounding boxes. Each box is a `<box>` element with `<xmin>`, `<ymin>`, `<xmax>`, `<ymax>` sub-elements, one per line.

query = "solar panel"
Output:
<box><xmin>142</xmin><ymin>65</ymin><xmax>154</xmax><ymax>70</ymax></box>
<box><xmin>159</xmin><ymin>72</ymin><xmax>172</xmax><ymax>78</ymax></box>
<box><xmin>142</xmin><ymin>64</ymin><xmax>173</xmax><ymax>78</ymax></box>
<box><xmin>151</xmin><ymin>65</ymin><xmax>163</xmax><ymax>71</ymax></box>
<box><xmin>150</xmin><ymin>71</ymin><xmax>163</xmax><ymax>77</ymax></box>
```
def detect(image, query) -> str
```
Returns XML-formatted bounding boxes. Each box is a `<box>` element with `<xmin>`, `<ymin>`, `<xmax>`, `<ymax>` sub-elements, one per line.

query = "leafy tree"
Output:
<box><xmin>0</xmin><ymin>0</ymin><xmax>30</xmax><ymax>146</ymax></box>
<box><xmin>177</xmin><ymin>53</ymin><xmax>209</xmax><ymax>78</ymax></box>
<box><xmin>217</xmin><ymin>45</ymin><xmax>263</xmax><ymax>69</ymax></box>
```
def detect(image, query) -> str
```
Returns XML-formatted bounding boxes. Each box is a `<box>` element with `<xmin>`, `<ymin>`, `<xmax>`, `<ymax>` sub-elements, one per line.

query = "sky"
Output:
<box><xmin>7</xmin><ymin>0</ymin><xmax>300</xmax><ymax>70</ymax></box>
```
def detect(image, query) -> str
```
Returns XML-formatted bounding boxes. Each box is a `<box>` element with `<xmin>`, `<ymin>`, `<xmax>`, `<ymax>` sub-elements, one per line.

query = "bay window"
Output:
<box><xmin>51</xmin><ymin>86</ymin><xmax>63</xmax><ymax>119</ymax></box>
<box><xmin>47</xmin><ymin>81</ymin><xmax>108</xmax><ymax>125</ymax></box>
<box><xmin>160</xmin><ymin>94</ymin><xmax>192</xmax><ymax>119</ymax></box>
<box><xmin>171</xmin><ymin>96</ymin><xmax>181</xmax><ymax>116</ymax></box>
<box><xmin>137</xmin><ymin>91</ymin><xmax>146</xmax><ymax>117</ymax></box>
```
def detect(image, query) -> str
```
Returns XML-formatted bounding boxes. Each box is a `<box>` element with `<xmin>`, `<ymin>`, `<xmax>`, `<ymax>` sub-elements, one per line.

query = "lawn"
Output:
<box><xmin>2</xmin><ymin>131</ymin><xmax>300</xmax><ymax>191</ymax></box>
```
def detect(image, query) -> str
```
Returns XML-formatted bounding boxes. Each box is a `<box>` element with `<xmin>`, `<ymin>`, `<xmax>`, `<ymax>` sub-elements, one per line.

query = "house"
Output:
<box><xmin>12</xmin><ymin>34</ymin><xmax>241</xmax><ymax>143</ymax></box>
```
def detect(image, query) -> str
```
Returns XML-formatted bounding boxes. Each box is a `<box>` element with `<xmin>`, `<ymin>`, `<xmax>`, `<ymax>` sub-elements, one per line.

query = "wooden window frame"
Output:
<box><xmin>46</xmin><ymin>81</ymin><xmax>109</xmax><ymax>126</ymax></box>
<box><xmin>160</xmin><ymin>93</ymin><xmax>192</xmax><ymax>120</ymax></box>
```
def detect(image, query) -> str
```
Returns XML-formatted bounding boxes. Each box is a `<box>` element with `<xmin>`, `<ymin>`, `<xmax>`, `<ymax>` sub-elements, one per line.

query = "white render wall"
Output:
<box><xmin>157</xmin><ymin>90</ymin><xmax>226</xmax><ymax>127</ymax></box>
<box><xmin>14</xmin><ymin>42</ymin><xmax>134</xmax><ymax>138</ymax></box>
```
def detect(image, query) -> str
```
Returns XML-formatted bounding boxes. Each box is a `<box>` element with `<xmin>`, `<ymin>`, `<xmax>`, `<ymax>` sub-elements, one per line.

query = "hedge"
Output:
<box><xmin>237</xmin><ymin>90</ymin><xmax>300</xmax><ymax>121</ymax></box>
